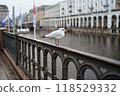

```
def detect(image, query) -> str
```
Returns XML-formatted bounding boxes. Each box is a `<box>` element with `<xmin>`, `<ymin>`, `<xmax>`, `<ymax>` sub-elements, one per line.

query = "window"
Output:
<box><xmin>101</xmin><ymin>1</ymin><xmax>103</xmax><ymax>6</ymax></box>
<box><xmin>112</xmin><ymin>0</ymin><xmax>113</xmax><ymax>3</ymax></box>
<box><xmin>96</xmin><ymin>2</ymin><xmax>97</xmax><ymax>7</ymax></box>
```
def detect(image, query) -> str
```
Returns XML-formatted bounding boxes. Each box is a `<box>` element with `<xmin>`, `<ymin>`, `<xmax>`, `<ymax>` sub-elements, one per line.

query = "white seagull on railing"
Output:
<box><xmin>41</xmin><ymin>28</ymin><xmax>67</xmax><ymax>46</ymax></box>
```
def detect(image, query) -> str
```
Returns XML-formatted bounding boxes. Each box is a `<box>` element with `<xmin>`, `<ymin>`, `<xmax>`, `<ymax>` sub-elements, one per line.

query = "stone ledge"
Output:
<box><xmin>3</xmin><ymin>49</ymin><xmax>30</xmax><ymax>80</ymax></box>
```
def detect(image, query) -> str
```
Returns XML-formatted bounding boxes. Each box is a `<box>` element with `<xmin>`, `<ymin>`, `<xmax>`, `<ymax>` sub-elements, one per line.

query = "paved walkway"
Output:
<box><xmin>0</xmin><ymin>51</ymin><xmax>19</xmax><ymax>80</ymax></box>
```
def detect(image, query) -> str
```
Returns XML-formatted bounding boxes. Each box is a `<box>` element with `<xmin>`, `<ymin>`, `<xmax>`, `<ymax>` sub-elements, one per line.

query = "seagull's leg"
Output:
<box><xmin>58</xmin><ymin>40</ymin><xmax>59</xmax><ymax>46</ymax></box>
<box><xmin>56</xmin><ymin>39</ymin><xmax>59</xmax><ymax>46</ymax></box>
<box><xmin>55</xmin><ymin>39</ymin><xmax>56</xmax><ymax>45</ymax></box>
<box><xmin>55</xmin><ymin>39</ymin><xmax>57</xmax><ymax>46</ymax></box>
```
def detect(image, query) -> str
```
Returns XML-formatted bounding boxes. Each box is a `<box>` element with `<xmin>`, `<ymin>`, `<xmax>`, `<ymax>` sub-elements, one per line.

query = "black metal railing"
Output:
<box><xmin>3</xmin><ymin>32</ymin><xmax>18</xmax><ymax>63</ymax></box>
<box><xmin>3</xmin><ymin>31</ymin><xmax>120</xmax><ymax>80</ymax></box>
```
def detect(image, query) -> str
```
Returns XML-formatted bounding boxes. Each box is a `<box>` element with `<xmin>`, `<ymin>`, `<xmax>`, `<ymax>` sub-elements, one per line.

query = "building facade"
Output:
<box><xmin>37</xmin><ymin>5</ymin><xmax>50</xmax><ymax>26</ymax></box>
<box><xmin>0</xmin><ymin>5</ymin><xmax>9</xmax><ymax>25</ymax></box>
<box><xmin>23</xmin><ymin>9</ymin><xmax>33</xmax><ymax>28</ymax></box>
<box><xmin>41</xmin><ymin>0</ymin><xmax>120</xmax><ymax>29</ymax></box>
<box><xmin>22</xmin><ymin>5</ymin><xmax>49</xmax><ymax>28</ymax></box>
<box><xmin>45</xmin><ymin>3</ymin><xmax>60</xmax><ymax>18</ymax></box>
<box><xmin>44</xmin><ymin>0</ymin><xmax>116</xmax><ymax>17</ymax></box>
<box><xmin>116</xmin><ymin>0</ymin><xmax>120</xmax><ymax>9</ymax></box>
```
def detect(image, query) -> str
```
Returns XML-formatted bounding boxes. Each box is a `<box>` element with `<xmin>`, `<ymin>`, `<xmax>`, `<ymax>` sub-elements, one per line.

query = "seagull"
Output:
<box><xmin>41</xmin><ymin>28</ymin><xmax>67</xmax><ymax>46</ymax></box>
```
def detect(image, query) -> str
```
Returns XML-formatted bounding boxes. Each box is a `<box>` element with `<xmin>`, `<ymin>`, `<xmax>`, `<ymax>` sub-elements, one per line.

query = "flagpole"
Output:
<box><xmin>13</xmin><ymin>6</ymin><xmax>15</xmax><ymax>34</ymax></box>
<box><xmin>34</xmin><ymin>26</ymin><xmax>36</xmax><ymax>38</ymax></box>
<box><xmin>20</xmin><ymin>7</ymin><xmax>22</xmax><ymax>32</ymax></box>
<box><xmin>33</xmin><ymin>0</ymin><xmax>36</xmax><ymax>38</ymax></box>
<box><xmin>8</xmin><ymin>10</ymin><xmax>10</xmax><ymax>32</ymax></box>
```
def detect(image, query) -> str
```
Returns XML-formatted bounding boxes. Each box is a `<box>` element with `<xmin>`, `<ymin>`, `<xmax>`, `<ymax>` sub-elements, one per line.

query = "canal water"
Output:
<box><xmin>20</xmin><ymin>30</ymin><xmax>120</xmax><ymax>79</ymax></box>
<box><xmin>35</xmin><ymin>30</ymin><xmax>120</xmax><ymax>61</ymax></box>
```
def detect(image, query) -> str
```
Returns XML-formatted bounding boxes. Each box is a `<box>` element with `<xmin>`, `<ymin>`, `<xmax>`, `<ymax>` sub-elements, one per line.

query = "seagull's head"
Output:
<box><xmin>59</xmin><ymin>28</ymin><xmax>67</xmax><ymax>32</ymax></box>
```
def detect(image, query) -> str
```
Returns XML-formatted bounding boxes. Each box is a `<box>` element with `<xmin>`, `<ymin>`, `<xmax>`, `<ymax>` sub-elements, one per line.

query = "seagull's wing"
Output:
<box><xmin>45</xmin><ymin>30</ymin><xmax>62</xmax><ymax>38</ymax></box>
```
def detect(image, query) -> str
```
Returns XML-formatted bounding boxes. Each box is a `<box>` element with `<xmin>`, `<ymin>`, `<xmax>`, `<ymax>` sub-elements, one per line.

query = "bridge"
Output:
<box><xmin>0</xmin><ymin>28</ymin><xmax>120</xmax><ymax>80</ymax></box>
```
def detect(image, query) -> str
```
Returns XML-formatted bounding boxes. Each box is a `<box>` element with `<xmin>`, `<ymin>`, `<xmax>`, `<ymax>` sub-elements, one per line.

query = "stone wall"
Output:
<box><xmin>71</xmin><ymin>27</ymin><xmax>111</xmax><ymax>34</ymax></box>
<box><xmin>42</xmin><ymin>26</ymin><xmax>120</xmax><ymax>35</ymax></box>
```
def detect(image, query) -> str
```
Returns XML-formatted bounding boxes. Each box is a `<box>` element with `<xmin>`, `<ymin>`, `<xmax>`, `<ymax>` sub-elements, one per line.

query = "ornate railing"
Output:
<box><xmin>3</xmin><ymin>32</ymin><xmax>18</xmax><ymax>63</ymax></box>
<box><xmin>3</xmin><ymin>32</ymin><xmax>120</xmax><ymax>80</ymax></box>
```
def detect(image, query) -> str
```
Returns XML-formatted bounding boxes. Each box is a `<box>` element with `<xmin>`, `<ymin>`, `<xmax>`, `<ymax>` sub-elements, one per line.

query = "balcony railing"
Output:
<box><xmin>78</xmin><ymin>8</ymin><xmax>82</xmax><ymax>12</ymax></box>
<box><xmin>103</xmin><ymin>4</ymin><xmax>109</xmax><ymax>8</ymax></box>
<box><xmin>68</xmin><ymin>4</ymin><xmax>72</xmax><ymax>8</ymax></box>
<box><xmin>3</xmin><ymin>31</ymin><xmax>120</xmax><ymax>80</ymax></box>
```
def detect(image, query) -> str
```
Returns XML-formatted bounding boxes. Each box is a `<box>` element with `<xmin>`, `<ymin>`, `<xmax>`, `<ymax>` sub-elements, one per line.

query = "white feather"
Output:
<box><xmin>45</xmin><ymin>28</ymin><xmax>65</xmax><ymax>39</ymax></box>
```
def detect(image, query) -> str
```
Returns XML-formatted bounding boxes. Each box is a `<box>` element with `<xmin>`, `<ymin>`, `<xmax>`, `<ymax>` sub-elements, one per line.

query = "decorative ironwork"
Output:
<box><xmin>3</xmin><ymin>32</ymin><xmax>18</xmax><ymax>63</ymax></box>
<box><xmin>3</xmin><ymin>32</ymin><xmax>120</xmax><ymax>80</ymax></box>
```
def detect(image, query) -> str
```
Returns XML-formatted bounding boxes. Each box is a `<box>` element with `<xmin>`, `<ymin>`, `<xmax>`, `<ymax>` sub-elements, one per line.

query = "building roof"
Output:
<box><xmin>37</xmin><ymin>5</ymin><xmax>50</xmax><ymax>11</ymax></box>
<box><xmin>0</xmin><ymin>5</ymin><xmax>8</xmax><ymax>12</ymax></box>
<box><xmin>0</xmin><ymin>5</ymin><xmax>8</xmax><ymax>9</ymax></box>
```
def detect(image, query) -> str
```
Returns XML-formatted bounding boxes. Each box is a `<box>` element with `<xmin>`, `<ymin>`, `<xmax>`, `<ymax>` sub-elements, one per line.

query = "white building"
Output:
<box><xmin>42</xmin><ymin>3</ymin><xmax>60</xmax><ymax>27</ymax></box>
<box><xmin>60</xmin><ymin>0</ymin><xmax>116</xmax><ymax>16</ymax></box>
<box><xmin>45</xmin><ymin>3</ymin><xmax>60</xmax><ymax>18</ymax></box>
<box><xmin>41</xmin><ymin>0</ymin><xmax>120</xmax><ymax>29</ymax></box>
<box><xmin>0</xmin><ymin>5</ymin><xmax>9</xmax><ymax>27</ymax></box>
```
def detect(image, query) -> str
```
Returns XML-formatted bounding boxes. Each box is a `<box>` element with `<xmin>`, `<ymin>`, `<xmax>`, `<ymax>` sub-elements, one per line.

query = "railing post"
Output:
<box><xmin>15</xmin><ymin>34</ymin><xmax>18</xmax><ymax>65</ymax></box>
<box><xmin>0</xmin><ymin>28</ymin><xmax>7</xmax><ymax>51</ymax></box>
<box><xmin>37</xmin><ymin>48</ymin><xmax>41</xmax><ymax>80</ymax></box>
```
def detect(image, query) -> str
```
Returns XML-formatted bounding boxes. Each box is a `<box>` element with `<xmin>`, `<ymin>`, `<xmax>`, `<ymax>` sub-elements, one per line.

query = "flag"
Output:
<box><xmin>18</xmin><ymin>8</ymin><xmax>22</xmax><ymax>27</ymax></box>
<box><xmin>12</xmin><ymin>13</ymin><xmax>14</xmax><ymax>27</ymax></box>
<box><xmin>2</xmin><ymin>16</ymin><xmax>9</xmax><ymax>23</ymax></box>
<box><xmin>0</xmin><ymin>19</ymin><xmax>5</xmax><ymax>26</ymax></box>
<box><xmin>0</xmin><ymin>19</ymin><xmax>3</xmax><ymax>25</ymax></box>
<box><xmin>2</xmin><ymin>22</ymin><xmax>5</xmax><ymax>27</ymax></box>
<box><xmin>33</xmin><ymin>4</ymin><xmax>36</xmax><ymax>28</ymax></box>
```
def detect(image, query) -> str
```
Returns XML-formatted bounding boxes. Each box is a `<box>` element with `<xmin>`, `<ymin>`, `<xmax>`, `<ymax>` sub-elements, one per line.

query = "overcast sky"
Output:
<box><xmin>0</xmin><ymin>0</ymin><xmax>64</xmax><ymax>18</ymax></box>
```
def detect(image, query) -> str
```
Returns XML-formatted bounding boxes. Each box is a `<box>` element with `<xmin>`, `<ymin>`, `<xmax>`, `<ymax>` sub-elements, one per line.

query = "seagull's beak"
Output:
<box><xmin>65</xmin><ymin>30</ymin><xmax>68</xmax><ymax>32</ymax></box>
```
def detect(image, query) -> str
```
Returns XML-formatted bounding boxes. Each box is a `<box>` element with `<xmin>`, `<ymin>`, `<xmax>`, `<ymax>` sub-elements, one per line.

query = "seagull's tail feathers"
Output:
<box><xmin>39</xmin><ymin>36</ymin><xmax>46</xmax><ymax>38</ymax></box>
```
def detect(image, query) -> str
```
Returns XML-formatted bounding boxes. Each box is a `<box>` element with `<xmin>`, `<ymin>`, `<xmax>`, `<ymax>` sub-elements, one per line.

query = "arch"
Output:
<box><xmin>74</xmin><ymin>18</ymin><xmax>76</xmax><ymax>27</ymax></box>
<box><xmin>43</xmin><ymin>49</ymin><xmax>53</xmax><ymax>79</ymax></box>
<box><xmin>103</xmin><ymin>72</ymin><xmax>120</xmax><ymax>80</ymax></box>
<box><xmin>71</xmin><ymin>18</ymin><xmax>72</xmax><ymax>27</ymax></box>
<box><xmin>98</xmin><ymin>16</ymin><xmax>102</xmax><ymax>28</ymax></box>
<box><xmin>93</xmin><ymin>16</ymin><xmax>97</xmax><ymax>28</ymax></box>
<box><xmin>84</xmin><ymin>17</ymin><xmax>87</xmax><ymax>27</ymax></box>
<box><xmin>88</xmin><ymin>17</ymin><xmax>91</xmax><ymax>27</ymax></box>
<box><xmin>112</xmin><ymin>15</ymin><xmax>117</xmax><ymax>28</ymax></box>
<box><xmin>63</xmin><ymin>57</ymin><xmax>79</xmax><ymax>80</ymax></box>
<box><xmin>44</xmin><ymin>48</ymin><xmax>53</xmax><ymax>60</ymax></box>
<box><xmin>80</xmin><ymin>18</ymin><xmax>83</xmax><ymax>27</ymax></box>
<box><xmin>52</xmin><ymin>53</ymin><xmax>64</xmax><ymax>80</ymax></box>
<box><xmin>104</xmin><ymin>16</ymin><xmax>108</xmax><ymax>28</ymax></box>
<box><xmin>65</xmin><ymin>19</ymin><xmax>66</xmax><ymax>28</ymax></box>
<box><xmin>79</xmin><ymin>63</ymin><xmax>102</xmax><ymax>80</ymax></box>
<box><xmin>67</xmin><ymin>19</ymin><xmax>69</xmax><ymax>27</ymax></box>
<box><xmin>77</xmin><ymin>18</ymin><xmax>79</xmax><ymax>27</ymax></box>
